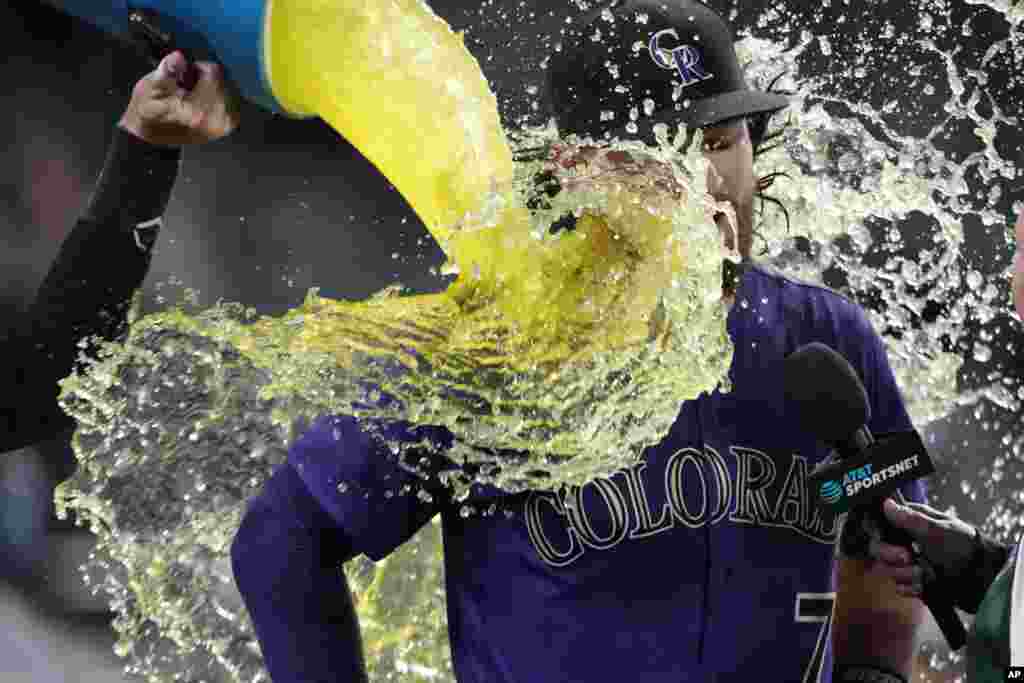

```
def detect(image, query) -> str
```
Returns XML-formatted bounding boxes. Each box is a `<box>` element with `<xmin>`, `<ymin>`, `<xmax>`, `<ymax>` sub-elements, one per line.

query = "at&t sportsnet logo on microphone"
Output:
<box><xmin>842</xmin><ymin>457</ymin><xmax>922</xmax><ymax>496</ymax></box>
<box><xmin>808</xmin><ymin>431</ymin><xmax>935</xmax><ymax>514</ymax></box>
<box><xmin>820</xmin><ymin>479</ymin><xmax>843</xmax><ymax>504</ymax></box>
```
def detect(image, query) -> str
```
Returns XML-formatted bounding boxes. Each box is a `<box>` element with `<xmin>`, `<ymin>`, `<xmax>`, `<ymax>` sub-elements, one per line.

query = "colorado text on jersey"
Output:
<box><xmin>524</xmin><ymin>445</ymin><xmax>841</xmax><ymax>567</ymax></box>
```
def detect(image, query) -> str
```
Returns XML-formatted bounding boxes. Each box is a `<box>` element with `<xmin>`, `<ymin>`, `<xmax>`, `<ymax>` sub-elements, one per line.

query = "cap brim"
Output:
<box><xmin>680</xmin><ymin>90</ymin><xmax>790</xmax><ymax>129</ymax></box>
<box><xmin>593</xmin><ymin>90</ymin><xmax>790</xmax><ymax>144</ymax></box>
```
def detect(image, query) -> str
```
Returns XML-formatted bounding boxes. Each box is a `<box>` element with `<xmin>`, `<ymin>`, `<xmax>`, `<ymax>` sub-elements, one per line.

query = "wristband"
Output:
<box><xmin>836</xmin><ymin>665</ymin><xmax>907</xmax><ymax>683</ymax></box>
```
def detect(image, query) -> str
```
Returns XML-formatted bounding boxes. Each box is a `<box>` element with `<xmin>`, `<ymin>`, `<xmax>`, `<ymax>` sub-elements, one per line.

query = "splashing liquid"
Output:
<box><xmin>53</xmin><ymin>1</ymin><xmax>1022</xmax><ymax>682</ymax></box>
<box><xmin>256</xmin><ymin>0</ymin><xmax>734</xmax><ymax>474</ymax></box>
<box><xmin>58</xmin><ymin>1</ymin><xmax>734</xmax><ymax>680</ymax></box>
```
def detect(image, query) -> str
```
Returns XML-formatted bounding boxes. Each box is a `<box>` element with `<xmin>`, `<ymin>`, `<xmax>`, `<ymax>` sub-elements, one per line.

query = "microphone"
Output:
<box><xmin>783</xmin><ymin>342</ymin><xmax>967</xmax><ymax>651</ymax></box>
<box><xmin>784</xmin><ymin>343</ymin><xmax>933</xmax><ymax>513</ymax></box>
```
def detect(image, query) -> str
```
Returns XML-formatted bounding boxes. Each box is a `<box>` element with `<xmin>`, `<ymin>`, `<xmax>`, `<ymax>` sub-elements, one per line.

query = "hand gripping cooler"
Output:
<box><xmin>39</xmin><ymin>0</ymin><xmax>308</xmax><ymax>117</ymax></box>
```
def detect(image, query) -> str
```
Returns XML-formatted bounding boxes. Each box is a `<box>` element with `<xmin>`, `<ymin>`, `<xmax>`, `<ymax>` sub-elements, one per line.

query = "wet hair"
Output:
<box><xmin>745</xmin><ymin>70</ymin><xmax>795</xmax><ymax>254</ymax></box>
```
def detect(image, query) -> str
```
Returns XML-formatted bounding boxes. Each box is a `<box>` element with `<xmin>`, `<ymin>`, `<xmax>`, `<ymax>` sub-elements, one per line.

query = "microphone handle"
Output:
<box><xmin>866</xmin><ymin>499</ymin><xmax>967</xmax><ymax>651</ymax></box>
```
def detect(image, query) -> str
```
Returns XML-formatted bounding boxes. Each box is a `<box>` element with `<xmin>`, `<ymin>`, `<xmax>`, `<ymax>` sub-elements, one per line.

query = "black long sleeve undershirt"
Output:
<box><xmin>1</xmin><ymin>126</ymin><xmax>181</xmax><ymax>454</ymax></box>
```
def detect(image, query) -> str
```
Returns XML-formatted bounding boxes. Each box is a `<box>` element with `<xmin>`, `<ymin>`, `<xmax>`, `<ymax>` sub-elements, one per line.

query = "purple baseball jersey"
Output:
<box><xmin>237</xmin><ymin>263</ymin><xmax>927</xmax><ymax>683</ymax></box>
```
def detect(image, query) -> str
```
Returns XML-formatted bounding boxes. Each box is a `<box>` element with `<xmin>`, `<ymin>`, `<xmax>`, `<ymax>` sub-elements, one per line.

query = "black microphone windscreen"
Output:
<box><xmin>783</xmin><ymin>342</ymin><xmax>871</xmax><ymax>445</ymax></box>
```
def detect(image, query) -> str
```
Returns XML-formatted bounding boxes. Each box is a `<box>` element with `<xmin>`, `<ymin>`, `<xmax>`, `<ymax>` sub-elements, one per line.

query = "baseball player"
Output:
<box><xmin>231</xmin><ymin>2</ymin><xmax>925</xmax><ymax>681</ymax></box>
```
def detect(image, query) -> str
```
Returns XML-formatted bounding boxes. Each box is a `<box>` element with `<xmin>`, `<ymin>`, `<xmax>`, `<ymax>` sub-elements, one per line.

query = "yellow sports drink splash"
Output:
<box><xmin>51</xmin><ymin>0</ymin><xmax>741</xmax><ymax>681</ymax></box>
<box><xmin>267</xmin><ymin>0</ymin><xmax>517</xmax><ymax>259</ymax></box>
<box><xmin>267</xmin><ymin>0</ymin><xmax>556</xmax><ymax>336</ymax></box>
<box><xmin>50</xmin><ymin>0</ymin><xmax>733</xmax><ymax>478</ymax></box>
<box><xmin>255</xmin><ymin>0</ymin><xmax>732</xmax><ymax>377</ymax></box>
<box><xmin>37</xmin><ymin>0</ymin><xmax>733</xmax><ymax>376</ymax></box>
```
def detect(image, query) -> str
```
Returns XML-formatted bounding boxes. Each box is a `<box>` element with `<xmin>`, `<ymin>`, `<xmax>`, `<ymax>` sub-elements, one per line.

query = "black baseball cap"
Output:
<box><xmin>546</xmin><ymin>0</ymin><xmax>789</xmax><ymax>144</ymax></box>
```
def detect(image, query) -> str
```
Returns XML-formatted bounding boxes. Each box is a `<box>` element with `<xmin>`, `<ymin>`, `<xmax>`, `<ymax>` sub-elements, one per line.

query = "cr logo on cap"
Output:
<box><xmin>648</xmin><ymin>28</ymin><xmax>714</xmax><ymax>88</ymax></box>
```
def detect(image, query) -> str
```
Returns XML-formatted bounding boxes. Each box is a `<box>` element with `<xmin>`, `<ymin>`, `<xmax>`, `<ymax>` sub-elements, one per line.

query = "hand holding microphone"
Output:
<box><xmin>872</xmin><ymin>498</ymin><xmax>1013</xmax><ymax>616</ymax></box>
<box><xmin>784</xmin><ymin>342</ymin><xmax>968</xmax><ymax>651</ymax></box>
<box><xmin>873</xmin><ymin>500</ymin><xmax>977</xmax><ymax>598</ymax></box>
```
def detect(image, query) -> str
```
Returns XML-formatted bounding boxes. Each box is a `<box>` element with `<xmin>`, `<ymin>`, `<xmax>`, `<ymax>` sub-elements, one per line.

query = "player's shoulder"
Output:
<box><xmin>742</xmin><ymin>261</ymin><xmax>872</xmax><ymax>335</ymax></box>
<box><xmin>289</xmin><ymin>413</ymin><xmax>454</xmax><ymax>482</ymax></box>
<box><xmin>743</xmin><ymin>260</ymin><xmax>856</xmax><ymax>307</ymax></box>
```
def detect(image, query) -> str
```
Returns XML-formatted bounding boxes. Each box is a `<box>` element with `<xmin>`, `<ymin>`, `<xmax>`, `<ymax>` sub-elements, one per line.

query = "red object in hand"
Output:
<box><xmin>128</xmin><ymin>9</ymin><xmax>200</xmax><ymax>91</ymax></box>
<box><xmin>176</xmin><ymin>61</ymin><xmax>200</xmax><ymax>91</ymax></box>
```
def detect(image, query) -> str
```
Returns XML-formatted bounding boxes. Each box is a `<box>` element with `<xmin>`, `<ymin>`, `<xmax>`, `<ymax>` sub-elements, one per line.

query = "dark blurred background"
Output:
<box><xmin>0</xmin><ymin>0</ymin><xmax>1021</xmax><ymax>681</ymax></box>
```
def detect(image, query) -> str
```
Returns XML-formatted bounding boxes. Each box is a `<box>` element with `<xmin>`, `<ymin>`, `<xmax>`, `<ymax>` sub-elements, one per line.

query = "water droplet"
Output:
<box><xmin>837</xmin><ymin>152</ymin><xmax>860</xmax><ymax>173</ymax></box>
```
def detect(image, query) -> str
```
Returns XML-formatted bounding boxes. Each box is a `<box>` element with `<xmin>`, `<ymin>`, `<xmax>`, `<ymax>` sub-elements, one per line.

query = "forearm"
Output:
<box><xmin>832</xmin><ymin>555</ymin><xmax>924</xmax><ymax>681</ymax></box>
<box><xmin>231</xmin><ymin>463</ymin><xmax>368</xmax><ymax>683</ymax></box>
<box><xmin>29</xmin><ymin>125</ymin><xmax>180</xmax><ymax>339</ymax></box>
<box><xmin>0</xmin><ymin>127</ymin><xmax>181</xmax><ymax>454</ymax></box>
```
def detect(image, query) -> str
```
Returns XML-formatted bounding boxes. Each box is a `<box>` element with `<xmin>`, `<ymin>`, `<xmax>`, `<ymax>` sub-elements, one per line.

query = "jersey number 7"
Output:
<box><xmin>796</xmin><ymin>592</ymin><xmax>836</xmax><ymax>683</ymax></box>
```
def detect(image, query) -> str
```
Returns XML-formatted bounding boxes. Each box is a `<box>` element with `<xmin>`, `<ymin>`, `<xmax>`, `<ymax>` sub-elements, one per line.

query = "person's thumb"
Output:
<box><xmin>882</xmin><ymin>498</ymin><xmax>929</xmax><ymax>541</ymax></box>
<box><xmin>151</xmin><ymin>51</ymin><xmax>187</xmax><ymax>94</ymax></box>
